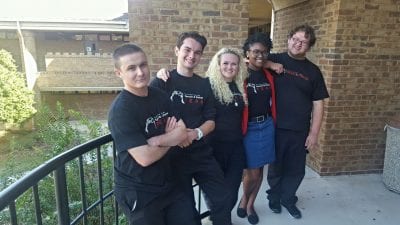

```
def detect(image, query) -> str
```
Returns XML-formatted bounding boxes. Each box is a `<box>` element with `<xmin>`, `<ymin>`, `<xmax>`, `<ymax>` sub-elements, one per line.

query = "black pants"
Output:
<box><xmin>115</xmin><ymin>187</ymin><xmax>197</xmax><ymax>225</ymax></box>
<box><xmin>210</xmin><ymin>139</ymin><xmax>245</xmax><ymax>212</ymax></box>
<box><xmin>172</xmin><ymin>145</ymin><xmax>231</xmax><ymax>225</ymax></box>
<box><xmin>266</xmin><ymin>128</ymin><xmax>308</xmax><ymax>206</ymax></box>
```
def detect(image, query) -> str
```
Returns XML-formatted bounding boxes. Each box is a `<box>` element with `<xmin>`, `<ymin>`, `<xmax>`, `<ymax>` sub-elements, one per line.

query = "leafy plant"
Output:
<box><xmin>0</xmin><ymin>49</ymin><xmax>36</xmax><ymax>125</ymax></box>
<box><xmin>0</xmin><ymin>102</ymin><xmax>116</xmax><ymax>224</ymax></box>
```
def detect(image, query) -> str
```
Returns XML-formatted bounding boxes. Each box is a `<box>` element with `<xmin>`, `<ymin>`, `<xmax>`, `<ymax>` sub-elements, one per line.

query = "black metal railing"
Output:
<box><xmin>0</xmin><ymin>134</ymin><xmax>209</xmax><ymax>225</ymax></box>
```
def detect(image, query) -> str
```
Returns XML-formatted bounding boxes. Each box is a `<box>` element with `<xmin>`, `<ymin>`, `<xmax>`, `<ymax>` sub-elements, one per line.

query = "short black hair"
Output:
<box><xmin>176</xmin><ymin>31</ymin><xmax>207</xmax><ymax>51</ymax></box>
<box><xmin>288</xmin><ymin>24</ymin><xmax>316</xmax><ymax>47</ymax></box>
<box><xmin>242</xmin><ymin>32</ymin><xmax>273</xmax><ymax>56</ymax></box>
<box><xmin>113</xmin><ymin>43</ymin><xmax>144</xmax><ymax>68</ymax></box>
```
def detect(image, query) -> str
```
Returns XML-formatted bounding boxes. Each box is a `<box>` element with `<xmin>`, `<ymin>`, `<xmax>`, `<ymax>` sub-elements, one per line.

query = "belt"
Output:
<box><xmin>249</xmin><ymin>113</ymin><xmax>271</xmax><ymax>123</ymax></box>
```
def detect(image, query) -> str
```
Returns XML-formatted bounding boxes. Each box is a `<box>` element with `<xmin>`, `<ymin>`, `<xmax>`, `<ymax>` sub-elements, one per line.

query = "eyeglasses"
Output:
<box><xmin>291</xmin><ymin>37</ymin><xmax>309</xmax><ymax>46</ymax></box>
<box><xmin>249</xmin><ymin>49</ymin><xmax>269</xmax><ymax>58</ymax></box>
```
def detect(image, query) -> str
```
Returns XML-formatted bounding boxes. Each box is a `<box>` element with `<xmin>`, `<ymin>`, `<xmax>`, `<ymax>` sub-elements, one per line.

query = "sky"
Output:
<box><xmin>0</xmin><ymin>0</ymin><xmax>128</xmax><ymax>20</ymax></box>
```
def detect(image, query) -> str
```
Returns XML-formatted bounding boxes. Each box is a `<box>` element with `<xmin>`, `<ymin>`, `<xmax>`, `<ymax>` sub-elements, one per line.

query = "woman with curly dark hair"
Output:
<box><xmin>236</xmin><ymin>32</ymin><xmax>276</xmax><ymax>225</ymax></box>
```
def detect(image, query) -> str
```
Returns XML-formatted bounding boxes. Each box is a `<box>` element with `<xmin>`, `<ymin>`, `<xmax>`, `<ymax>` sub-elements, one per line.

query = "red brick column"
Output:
<box><xmin>272</xmin><ymin>0</ymin><xmax>400</xmax><ymax>175</ymax></box>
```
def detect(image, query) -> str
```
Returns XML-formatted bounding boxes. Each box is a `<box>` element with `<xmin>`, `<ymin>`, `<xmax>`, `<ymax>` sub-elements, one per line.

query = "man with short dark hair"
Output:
<box><xmin>108</xmin><ymin>43</ymin><xmax>197</xmax><ymax>225</ymax></box>
<box><xmin>150</xmin><ymin>32</ymin><xmax>231</xmax><ymax>225</ymax></box>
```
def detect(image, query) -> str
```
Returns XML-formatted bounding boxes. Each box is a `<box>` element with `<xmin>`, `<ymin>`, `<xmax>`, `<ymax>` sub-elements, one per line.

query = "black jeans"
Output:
<box><xmin>172</xmin><ymin>145</ymin><xmax>232</xmax><ymax>225</ymax></box>
<box><xmin>211</xmin><ymin>139</ymin><xmax>245</xmax><ymax>212</ymax></box>
<box><xmin>115</xmin><ymin>187</ymin><xmax>197</xmax><ymax>225</ymax></box>
<box><xmin>266</xmin><ymin>128</ymin><xmax>308</xmax><ymax>206</ymax></box>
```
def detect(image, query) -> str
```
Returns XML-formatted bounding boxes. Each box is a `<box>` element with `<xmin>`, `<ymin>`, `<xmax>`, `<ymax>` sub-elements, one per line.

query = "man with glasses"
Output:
<box><xmin>265</xmin><ymin>24</ymin><xmax>329</xmax><ymax>219</ymax></box>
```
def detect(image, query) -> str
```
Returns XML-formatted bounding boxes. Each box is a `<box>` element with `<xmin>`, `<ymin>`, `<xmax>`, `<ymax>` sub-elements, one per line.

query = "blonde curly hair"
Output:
<box><xmin>206</xmin><ymin>48</ymin><xmax>248</xmax><ymax>105</ymax></box>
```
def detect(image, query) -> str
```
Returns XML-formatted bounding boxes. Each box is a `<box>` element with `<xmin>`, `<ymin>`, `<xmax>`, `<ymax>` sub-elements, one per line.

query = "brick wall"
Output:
<box><xmin>128</xmin><ymin>0</ymin><xmax>249</xmax><ymax>76</ymax></box>
<box><xmin>272</xmin><ymin>0</ymin><xmax>400</xmax><ymax>175</ymax></box>
<box><xmin>40</xmin><ymin>92</ymin><xmax>119</xmax><ymax>120</ymax></box>
<box><xmin>36</xmin><ymin>53</ymin><xmax>122</xmax><ymax>88</ymax></box>
<box><xmin>0</xmin><ymin>36</ymin><xmax>23</xmax><ymax>71</ymax></box>
<box><xmin>36</xmin><ymin>54</ymin><xmax>123</xmax><ymax>121</ymax></box>
<box><xmin>127</xmin><ymin>0</ymin><xmax>400</xmax><ymax>175</ymax></box>
<box><xmin>35</xmin><ymin>37</ymin><xmax>127</xmax><ymax>71</ymax></box>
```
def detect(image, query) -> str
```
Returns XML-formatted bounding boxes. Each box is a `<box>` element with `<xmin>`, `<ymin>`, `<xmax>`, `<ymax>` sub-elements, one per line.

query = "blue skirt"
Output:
<box><xmin>243</xmin><ymin>117</ymin><xmax>275</xmax><ymax>169</ymax></box>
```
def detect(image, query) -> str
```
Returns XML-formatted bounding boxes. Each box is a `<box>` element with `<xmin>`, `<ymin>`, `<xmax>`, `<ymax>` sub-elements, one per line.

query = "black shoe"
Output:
<box><xmin>268</xmin><ymin>200</ymin><xmax>281</xmax><ymax>213</ymax></box>
<box><xmin>247</xmin><ymin>212</ymin><xmax>259</xmax><ymax>224</ymax></box>
<box><xmin>236</xmin><ymin>202</ymin><xmax>247</xmax><ymax>218</ymax></box>
<box><xmin>283</xmin><ymin>204</ymin><xmax>302</xmax><ymax>219</ymax></box>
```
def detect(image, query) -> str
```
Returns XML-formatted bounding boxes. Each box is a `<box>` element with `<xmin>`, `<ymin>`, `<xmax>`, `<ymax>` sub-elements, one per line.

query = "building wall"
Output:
<box><xmin>272</xmin><ymin>0</ymin><xmax>400</xmax><ymax>175</ymax></box>
<box><xmin>36</xmin><ymin>53</ymin><xmax>122</xmax><ymax>88</ymax></box>
<box><xmin>36</xmin><ymin>53</ymin><xmax>123</xmax><ymax>120</ymax></box>
<box><xmin>128</xmin><ymin>0</ymin><xmax>249</xmax><ymax>76</ymax></box>
<box><xmin>35</xmin><ymin>33</ymin><xmax>127</xmax><ymax>71</ymax></box>
<box><xmin>40</xmin><ymin>92</ymin><xmax>119</xmax><ymax>120</ymax></box>
<box><xmin>127</xmin><ymin>0</ymin><xmax>400</xmax><ymax>175</ymax></box>
<box><xmin>0</xmin><ymin>31</ymin><xmax>22</xmax><ymax>70</ymax></box>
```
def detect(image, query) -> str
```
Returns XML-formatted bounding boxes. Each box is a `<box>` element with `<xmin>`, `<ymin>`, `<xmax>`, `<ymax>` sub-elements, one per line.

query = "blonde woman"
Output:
<box><xmin>205</xmin><ymin>47</ymin><xmax>249</xmax><ymax>218</ymax></box>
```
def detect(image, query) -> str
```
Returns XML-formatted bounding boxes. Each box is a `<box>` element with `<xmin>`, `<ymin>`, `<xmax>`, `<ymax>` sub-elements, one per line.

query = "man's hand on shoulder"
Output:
<box><xmin>265</xmin><ymin>61</ymin><xmax>284</xmax><ymax>74</ymax></box>
<box><xmin>157</xmin><ymin>68</ymin><xmax>170</xmax><ymax>82</ymax></box>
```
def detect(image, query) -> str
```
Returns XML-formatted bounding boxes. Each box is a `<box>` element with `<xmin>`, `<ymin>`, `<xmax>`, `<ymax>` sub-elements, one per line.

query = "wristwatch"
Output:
<box><xmin>195</xmin><ymin>128</ymin><xmax>203</xmax><ymax>140</ymax></box>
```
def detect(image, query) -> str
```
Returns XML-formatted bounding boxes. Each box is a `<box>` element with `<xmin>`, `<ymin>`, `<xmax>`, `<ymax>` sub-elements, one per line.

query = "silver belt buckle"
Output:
<box><xmin>256</xmin><ymin>115</ymin><xmax>265</xmax><ymax>122</ymax></box>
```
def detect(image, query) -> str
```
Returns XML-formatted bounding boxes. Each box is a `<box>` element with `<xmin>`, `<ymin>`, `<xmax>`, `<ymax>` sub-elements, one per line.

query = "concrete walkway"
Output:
<box><xmin>203</xmin><ymin>167</ymin><xmax>400</xmax><ymax>225</ymax></box>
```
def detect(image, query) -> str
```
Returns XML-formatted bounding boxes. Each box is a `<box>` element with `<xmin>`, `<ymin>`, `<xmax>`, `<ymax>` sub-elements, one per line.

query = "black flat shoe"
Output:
<box><xmin>236</xmin><ymin>207</ymin><xmax>247</xmax><ymax>218</ymax></box>
<box><xmin>236</xmin><ymin>205</ymin><xmax>247</xmax><ymax>218</ymax></box>
<box><xmin>247</xmin><ymin>212</ymin><xmax>259</xmax><ymax>224</ymax></box>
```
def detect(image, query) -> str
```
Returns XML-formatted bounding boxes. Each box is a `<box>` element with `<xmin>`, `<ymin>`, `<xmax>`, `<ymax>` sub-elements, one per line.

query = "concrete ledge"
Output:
<box><xmin>39</xmin><ymin>86</ymin><xmax>122</xmax><ymax>93</ymax></box>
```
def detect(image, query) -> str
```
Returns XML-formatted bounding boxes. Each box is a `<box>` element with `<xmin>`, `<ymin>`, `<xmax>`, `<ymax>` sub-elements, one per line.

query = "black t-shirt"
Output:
<box><xmin>246</xmin><ymin>68</ymin><xmax>272</xmax><ymax>118</ymax></box>
<box><xmin>269</xmin><ymin>52</ymin><xmax>330</xmax><ymax>131</ymax></box>
<box><xmin>108</xmin><ymin>87</ymin><xmax>176</xmax><ymax>201</ymax></box>
<box><xmin>150</xmin><ymin>69</ymin><xmax>216</xmax><ymax>148</ymax></box>
<box><xmin>211</xmin><ymin>80</ymin><xmax>244</xmax><ymax>141</ymax></box>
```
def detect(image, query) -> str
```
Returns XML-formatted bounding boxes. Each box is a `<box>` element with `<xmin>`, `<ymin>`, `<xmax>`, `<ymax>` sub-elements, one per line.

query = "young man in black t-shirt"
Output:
<box><xmin>265</xmin><ymin>24</ymin><xmax>330</xmax><ymax>219</ymax></box>
<box><xmin>108</xmin><ymin>43</ymin><xmax>197</xmax><ymax>225</ymax></box>
<box><xmin>150</xmin><ymin>32</ymin><xmax>231</xmax><ymax>225</ymax></box>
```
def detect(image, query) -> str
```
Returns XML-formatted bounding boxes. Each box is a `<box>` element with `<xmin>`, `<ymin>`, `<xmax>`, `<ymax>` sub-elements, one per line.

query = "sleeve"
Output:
<box><xmin>149</xmin><ymin>77</ymin><xmax>167</xmax><ymax>92</ymax></box>
<box><xmin>108</xmin><ymin>106</ymin><xmax>147</xmax><ymax>153</ymax></box>
<box><xmin>202</xmin><ymin>79</ymin><xmax>216</xmax><ymax>121</ymax></box>
<box><xmin>311</xmin><ymin>68</ymin><xmax>330</xmax><ymax>101</ymax></box>
<box><xmin>267</xmin><ymin>53</ymin><xmax>279</xmax><ymax>63</ymax></box>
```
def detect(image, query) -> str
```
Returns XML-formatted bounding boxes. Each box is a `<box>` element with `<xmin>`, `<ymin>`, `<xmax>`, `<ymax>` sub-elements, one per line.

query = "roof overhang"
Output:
<box><xmin>0</xmin><ymin>19</ymin><xmax>128</xmax><ymax>33</ymax></box>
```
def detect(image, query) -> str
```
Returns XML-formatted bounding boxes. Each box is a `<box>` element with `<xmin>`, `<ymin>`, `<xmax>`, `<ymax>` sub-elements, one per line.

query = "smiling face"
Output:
<box><xmin>247</xmin><ymin>42</ymin><xmax>269</xmax><ymax>71</ymax></box>
<box><xmin>287</xmin><ymin>31</ymin><xmax>310</xmax><ymax>59</ymax></box>
<box><xmin>115</xmin><ymin>51</ymin><xmax>150</xmax><ymax>96</ymax></box>
<box><xmin>175</xmin><ymin>37</ymin><xmax>203</xmax><ymax>75</ymax></box>
<box><xmin>219</xmin><ymin>53</ymin><xmax>239</xmax><ymax>82</ymax></box>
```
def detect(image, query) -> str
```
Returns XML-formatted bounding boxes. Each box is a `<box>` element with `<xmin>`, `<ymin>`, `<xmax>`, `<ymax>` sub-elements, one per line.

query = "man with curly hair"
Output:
<box><xmin>266</xmin><ymin>24</ymin><xmax>329</xmax><ymax>219</ymax></box>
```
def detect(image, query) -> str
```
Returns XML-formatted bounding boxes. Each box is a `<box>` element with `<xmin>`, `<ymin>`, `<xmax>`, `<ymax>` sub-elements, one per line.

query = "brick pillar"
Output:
<box><xmin>128</xmin><ymin>0</ymin><xmax>249</xmax><ymax>76</ymax></box>
<box><xmin>271</xmin><ymin>0</ymin><xmax>400</xmax><ymax>175</ymax></box>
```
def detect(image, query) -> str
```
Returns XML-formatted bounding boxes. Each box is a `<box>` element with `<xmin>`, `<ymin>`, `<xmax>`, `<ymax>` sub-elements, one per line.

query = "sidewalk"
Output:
<box><xmin>204</xmin><ymin>167</ymin><xmax>400</xmax><ymax>225</ymax></box>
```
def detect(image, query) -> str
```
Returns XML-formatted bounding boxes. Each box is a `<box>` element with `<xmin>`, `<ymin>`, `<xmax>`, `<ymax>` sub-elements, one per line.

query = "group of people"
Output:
<box><xmin>108</xmin><ymin>24</ymin><xmax>329</xmax><ymax>225</ymax></box>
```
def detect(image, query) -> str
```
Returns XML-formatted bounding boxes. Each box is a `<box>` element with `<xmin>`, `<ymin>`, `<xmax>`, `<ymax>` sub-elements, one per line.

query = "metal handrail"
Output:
<box><xmin>0</xmin><ymin>133</ymin><xmax>209</xmax><ymax>224</ymax></box>
<box><xmin>0</xmin><ymin>134</ymin><xmax>113</xmax><ymax>212</ymax></box>
<box><xmin>0</xmin><ymin>134</ymin><xmax>114</xmax><ymax>225</ymax></box>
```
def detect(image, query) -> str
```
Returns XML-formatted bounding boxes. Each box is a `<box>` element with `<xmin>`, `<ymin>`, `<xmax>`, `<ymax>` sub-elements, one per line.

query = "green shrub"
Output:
<box><xmin>0</xmin><ymin>49</ymin><xmax>36</xmax><ymax>125</ymax></box>
<box><xmin>0</xmin><ymin>102</ymin><xmax>115</xmax><ymax>224</ymax></box>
